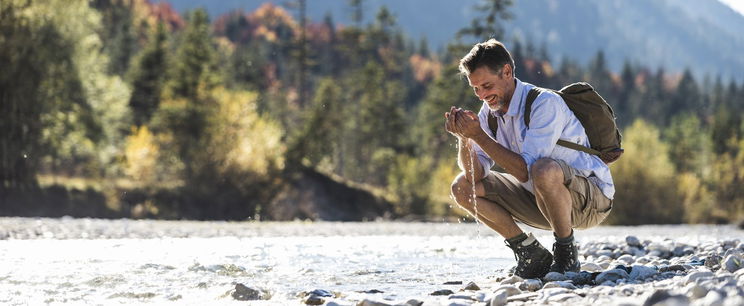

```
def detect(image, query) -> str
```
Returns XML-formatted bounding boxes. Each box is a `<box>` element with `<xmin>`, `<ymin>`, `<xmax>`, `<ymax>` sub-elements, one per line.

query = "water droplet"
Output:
<box><xmin>23</xmin><ymin>154</ymin><xmax>27</xmax><ymax>159</ymax></box>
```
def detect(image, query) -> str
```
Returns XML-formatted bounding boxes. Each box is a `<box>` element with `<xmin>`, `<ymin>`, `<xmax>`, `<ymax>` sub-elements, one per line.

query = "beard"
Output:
<box><xmin>486</xmin><ymin>95</ymin><xmax>506</xmax><ymax>111</ymax></box>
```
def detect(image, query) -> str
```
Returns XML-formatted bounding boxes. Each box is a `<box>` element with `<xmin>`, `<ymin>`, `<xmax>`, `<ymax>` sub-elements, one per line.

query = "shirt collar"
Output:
<box><xmin>492</xmin><ymin>78</ymin><xmax>524</xmax><ymax>118</ymax></box>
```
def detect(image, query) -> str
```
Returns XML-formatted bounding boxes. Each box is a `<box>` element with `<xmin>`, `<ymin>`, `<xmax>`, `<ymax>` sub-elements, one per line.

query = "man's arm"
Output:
<box><xmin>455</xmin><ymin>110</ymin><xmax>529</xmax><ymax>183</ymax></box>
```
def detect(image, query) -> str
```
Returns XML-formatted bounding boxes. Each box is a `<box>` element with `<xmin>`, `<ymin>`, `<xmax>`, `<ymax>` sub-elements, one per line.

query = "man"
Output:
<box><xmin>445</xmin><ymin>39</ymin><xmax>614</xmax><ymax>279</ymax></box>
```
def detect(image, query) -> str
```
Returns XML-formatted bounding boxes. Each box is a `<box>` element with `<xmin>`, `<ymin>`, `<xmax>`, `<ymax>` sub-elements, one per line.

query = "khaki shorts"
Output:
<box><xmin>480</xmin><ymin>159</ymin><xmax>612</xmax><ymax>230</ymax></box>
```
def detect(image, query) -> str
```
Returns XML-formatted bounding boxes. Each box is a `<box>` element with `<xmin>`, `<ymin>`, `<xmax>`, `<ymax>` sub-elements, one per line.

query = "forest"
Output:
<box><xmin>1</xmin><ymin>0</ymin><xmax>743</xmax><ymax>225</ymax></box>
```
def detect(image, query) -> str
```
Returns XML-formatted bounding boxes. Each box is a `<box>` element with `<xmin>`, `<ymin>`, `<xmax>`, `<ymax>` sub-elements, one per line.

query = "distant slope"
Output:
<box><xmin>160</xmin><ymin>0</ymin><xmax>744</xmax><ymax>81</ymax></box>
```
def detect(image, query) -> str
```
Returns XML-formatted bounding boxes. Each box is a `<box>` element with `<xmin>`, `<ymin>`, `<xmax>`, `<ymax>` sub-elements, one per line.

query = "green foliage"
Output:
<box><xmin>607</xmin><ymin>119</ymin><xmax>684</xmax><ymax>224</ymax></box>
<box><xmin>128</xmin><ymin>23</ymin><xmax>168</xmax><ymax>126</ymax></box>
<box><xmin>168</xmin><ymin>9</ymin><xmax>217</xmax><ymax>99</ymax></box>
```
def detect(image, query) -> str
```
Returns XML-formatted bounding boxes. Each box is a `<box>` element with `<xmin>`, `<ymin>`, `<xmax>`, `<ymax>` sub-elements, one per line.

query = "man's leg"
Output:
<box><xmin>530</xmin><ymin>158</ymin><xmax>580</xmax><ymax>273</ymax></box>
<box><xmin>450</xmin><ymin>173</ymin><xmax>523</xmax><ymax>238</ymax></box>
<box><xmin>530</xmin><ymin>159</ymin><xmax>573</xmax><ymax>238</ymax></box>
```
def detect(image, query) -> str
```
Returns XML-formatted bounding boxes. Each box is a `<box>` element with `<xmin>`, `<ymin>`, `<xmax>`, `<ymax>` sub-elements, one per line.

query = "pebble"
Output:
<box><xmin>581</xmin><ymin>262</ymin><xmax>603</xmax><ymax>272</ymax></box>
<box><xmin>489</xmin><ymin>290</ymin><xmax>508</xmax><ymax>306</ymax></box>
<box><xmin>543</xmin><ymin>272</ymin><xmax>567</xmax><ymax>282</ymax></box>
<box><xmin>499</xmin><ymin>275</ymin><xmax>522</xmax><ymax>285</ymax></box>
<box><xmin>542</xmin><ymin>281</ymin><xmax>577</xmax><ymax>289</ymax></box>
<box><xmin>626</xmin><ymin>236</ymin><xmax>642</xmax><ymax>248</ymax></box>
<box><xmin>430</xmin><ymin>289</ymin><xmax>454</xmax><ymax>296</ymax></box>
<box><xmin>684</xmin><ymin>271</ymin><xmax>715</xmax><ymax>285</ymax></box>
<box><xmin>357</xmin><ymin>299</ymin><xmax>391</xmax><ymax>306</ymax></box>
<box><xmin>644</xmin><ymin>289</ymin><xmax>690</xmax><ymax>306</ymax></box>
<box><xmin>629</xmin><ymin>265</ymin><xmax>658</xmax><ymax>281</ymax></box>
<box><xmin>595</xmin><ymin>269</ymin><xmax>630</xmax><ymax>284</ymax></box>
<box><xmin>232</xmin><ymin>283</ymin><xmax>267</xmax><ymax>301</ymax></box>
<box><xmin>493</xmin><ymin>284</ymin><xmax>521</xmax><ymax>297</ymax></box>
<box><xmin>519</xmin><ymin>279</ymin><xmax>542</xmax><ymax>291</ymax></box>
<box><xmin>304</xmin><ymin>295</ymin><xmax>325</xmax><ymax>305</ymax></box>
<box><xmin>617</xmin><ymin>254</ymin><xmax>635</xmax><ymax>265</ymax></box>
<box><xmin>722</xmin><ymin>255</ymin><xmax>743</xmax><ymax>273</ymax></box>
<box><xmin>463</xmin><ymin>281</ymin><xmax>480</xmax><ymax>291</ymax></box>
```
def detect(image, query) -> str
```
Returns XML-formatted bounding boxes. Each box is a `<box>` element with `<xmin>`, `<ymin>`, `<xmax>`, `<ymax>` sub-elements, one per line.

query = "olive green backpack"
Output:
<box><xmin>488</xmin><ymin>82</ymin><xmax>624</xmax><ymax>164</ymax></box>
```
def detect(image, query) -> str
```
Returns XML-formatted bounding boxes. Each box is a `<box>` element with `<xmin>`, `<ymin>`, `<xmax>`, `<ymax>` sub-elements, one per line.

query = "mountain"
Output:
<box><xmin>158</xmin><ymin>0</ymin><xmax>744</xmax><ymax>81</ymax></box>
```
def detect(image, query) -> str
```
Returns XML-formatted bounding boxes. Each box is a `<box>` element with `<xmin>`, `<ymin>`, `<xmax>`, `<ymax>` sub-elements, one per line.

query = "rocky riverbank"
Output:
<box><xmin>288</xmin><ymin>236</ymin><xmax>744</xmax><ymax>306</ymax></box>
<box><xmin>1</xmin><ymin>218</ymin><xmax>743</xmax><ymax>305</ymax></box>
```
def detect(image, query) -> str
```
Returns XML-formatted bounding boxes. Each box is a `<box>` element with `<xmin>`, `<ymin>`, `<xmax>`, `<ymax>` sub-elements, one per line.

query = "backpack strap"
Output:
<box><xmin>487</xmin><ymin>112</ymin><xmax>500</xmax><ymax>138</ymax></box>
<box><xmin>524</xmin><ymin>87</ymin><xmax>601</xmax><ymax>156</ymax></box>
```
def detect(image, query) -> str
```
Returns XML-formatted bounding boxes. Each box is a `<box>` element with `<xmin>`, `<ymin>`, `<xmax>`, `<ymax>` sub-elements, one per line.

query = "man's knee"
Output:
<box><xmin>531</xmin><ymin>158</ymin><xmax>564</xmax><ymax>188</ymax></box>
<box><xmin>450</xmin><ymin>174</ymin><xmax>472</xmax><ymax>204</ymax></box>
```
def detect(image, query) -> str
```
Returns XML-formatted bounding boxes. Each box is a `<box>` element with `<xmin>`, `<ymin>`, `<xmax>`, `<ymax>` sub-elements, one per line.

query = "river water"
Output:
<box><xmin>0</xmin><ymin>218</ymin><xmax>741</xmax><ymax>305</ymax></box>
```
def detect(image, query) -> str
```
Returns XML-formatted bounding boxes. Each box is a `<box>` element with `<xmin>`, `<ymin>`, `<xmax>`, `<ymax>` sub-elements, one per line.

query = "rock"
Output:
<box><xmin>430</xmin><ymin>289</ymin><xmax>454</xmax><ymax>296</ymax></box>
<box><xmin>700</xmin><ymin>290</ymin><xmax>725</xmax><ymax>306</ymax></box>
<box><xmin>506</xmin><ymin>292</ymin><xmax>539</xmax><ymax>302</ymax></box>
<box><xmin>629</xmin><ymin>265</ymin><xmax>658</xmax><ymax>281</ymax></box>
<box><xmin>357</xmin><ymin>299</ymin><xmax>391</xmax><ymax>306</ymax></box>
<box><xmin>499</xmin><ymin>275</ymin><xmax>523</xmax><ymax>285</ymax></box>
<box><xmin>722</xmin><ymin>255</ymin><xmax>743</xmax><ymax>273</ymax></box>
<box><xmin>724</xmin><ymin>248</ymin><xmax>743</xmax><ymax>258</ymax></box>
<box><xmin>232</xmin><ymin>283</ymin><xmax>267</xmax><ymax>301</ymax></box>
<box><xmin>626</xmin><ymin>236</ymin><xmax>642</xmax><ymax>247</ymax></box>
<box><xmin>581</xmin><ymin>262</ymin><xmax>603</xmax><ymax>272</ymax></box>
<box><xmin>685</xmin><ymin>283</ymin><xmax>708</xmax><ymax>299</ymax></box>
<box><xmin>597</xmin><ymin>249</ymin><xmax>614</xmax><ymax>258</ymax></box>
<box><xmin>598</xmin><ymin>280</ymin><xmax>616</xmax><ymax>287</ymax></box>
<box><xmin>547</xmin><ymin>293</ymin><xmax>580</xmax><ymax>303</ymax></box>
<box><xmin>359</xmin><ymin>289</ymin><xmax>384</xmax><ymax>294</ymax></box>
<box><xmin>683</xmin><ymin>271</ymin><xmax>715</xmax><ymax>285</ymax></box>
<box><xmin>706</xmin><ymin>255</ymin><xmax>723</xmax><ymax>270</ymax></box>
<box><xmin>304</xmin><ymin>295</ymin><xmax>325</xmax><ymax>305</ymax></box>
<box><xmin>493</xmin><ymin>285</ymin><xmax>522</xmax><ymax>297</ymax></box>
<box><xmin>448</xmin><ymin>294</ymin><xmax>476</xmax><ymax>301</ymax></box>
<box><xmin>617</xmin><ymin>254</ymin><xmax>635</xmax><ymax>265</ymax></box>
<box><xmin>443</xmin><ymin>281</ymin><xmax>463</xmax><ymax>285</ymax></box>
<box><xmin>543</xmin><ymin>272</ymin><xmax>567</xmax><ymax>282</ymax></box>
<box><xmin>489</xmin><ymin>290</ymin><xmax>508</xmax><ymax>306</ymax></box>
<box><xmin>542</xmin><ymin>281</ymin><xmax>577</xmax><ymax>290</ymax></box>
<box><xmin>463</xmin><ymin>281</ymin><xmax>480</xmax><ymax>291</ymax></box>
<box><xmin>567</xmin><ymin>271</ymin><xmax>594</xmax><ymax>286</ymax></box>
<box><xmin>401</xmin><ymin>299</ymin><xmax>423</xmax><ymax>306</ymax></box>
<box><xmin>659</xmin><ymin>264</ymin><xmax>687</xmax><ymax>273</ymax></box>
<box><xmin>595</xmin><ymin>269</ymin><xmax>630</xmax><ymax>284</ymax></box>
<box><xmin>642</xmin><ymin>289</ymin><xmax>690</xmax><ymax>306</ymax></box>
<box><xmin>519</xmin><ymin>279</ymin><xmax>543</xmax><ymax>291</ymax></box>
<box><xmin>306</xmin><ymin>289</ymin><xmax>334</xmax><ymax>297</ymax></box>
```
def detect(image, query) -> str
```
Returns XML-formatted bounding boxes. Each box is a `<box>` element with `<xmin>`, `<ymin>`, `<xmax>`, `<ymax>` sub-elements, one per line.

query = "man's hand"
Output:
<box><xmin>446</xmin><ymin>107</ymin><xmax>483</xmax><ymax>139</ymax></box>
<box><xmin>445</xmin><ymin>106</ymin><xmax>464</xmax><ymax>138</ymax></box>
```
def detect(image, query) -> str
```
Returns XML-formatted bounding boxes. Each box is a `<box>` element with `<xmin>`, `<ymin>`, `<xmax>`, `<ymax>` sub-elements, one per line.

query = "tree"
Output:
<box><xmin>457</xmin><ymin>0</ymin><xmax>513</xmax><ymax>42</ymax></box>
<box><xmin>168</xmin><ymin>9</ymin><xmax>216</xmax><ymax>99</ymax></box>
<box><xmin>128</xmin><ymin>22</ymin><xmax>168</xmax><ymax>126</ymax></box>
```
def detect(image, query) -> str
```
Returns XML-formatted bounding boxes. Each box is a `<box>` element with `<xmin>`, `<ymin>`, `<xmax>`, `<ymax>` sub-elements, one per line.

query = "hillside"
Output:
<box><xmin>160</xmin><ymin>0</ymin><xmax>744</xmax><ymax>81</ymax></box>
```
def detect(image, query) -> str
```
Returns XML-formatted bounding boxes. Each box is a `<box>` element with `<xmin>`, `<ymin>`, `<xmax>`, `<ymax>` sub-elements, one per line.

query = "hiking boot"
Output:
<box><xmin>505</xmin><ymin>233</ymin><xmax>553</xmax><ymax>279</ymax></box>
<box><xmin>550</xmin><ymin>241</ymin><xmax>581</xmax><ymax>273</ymax></box>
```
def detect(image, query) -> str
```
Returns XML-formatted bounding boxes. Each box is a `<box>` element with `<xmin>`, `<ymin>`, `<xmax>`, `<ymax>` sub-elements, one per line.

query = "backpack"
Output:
<box><xmin>487</xmin><ymin>82</ymin><xmax>624</xmax><ymax>164</ymax></box>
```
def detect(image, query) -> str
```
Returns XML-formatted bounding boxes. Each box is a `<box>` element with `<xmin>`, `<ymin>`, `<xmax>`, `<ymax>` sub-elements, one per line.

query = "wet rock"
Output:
<box><xmin>566</xmin><ymin>271</ymin><xmax>594</xmax><ymax>286</ymax></box>
<box><xmin>306</xmin><ymin>289</ymin><xmax>334</xmax><ymax>297</ymax></box>
<box><xmin>493</xmin><ymin>284</ymin><xmax>521</xmax><ymax>297</ymax></box>
<box><xmin>488</xmin><ymin>290</ymin><xmax>507</xmax><ymax>306</ymax></box>
<box><xmin>629</xmin><ymin>265</ymin><xmax>658</xmax><ymax>281</ymax></box>
<box><xmin>357</xmin><ymin>299</ymin><xmax>391</xmax><ymax>306</ymax></box>
<box><xmin>304</xmin><ymin>295</ymin><xmax>325</xmax><ymax>305</ymax></box>
<box><xmin>232</xmin><ymin>283</ymin><xmax>267</xmax><ymax>301</ymax></box>
<box><xmin>581</xmin><ymin>262</ymin><xmax>603</xmax><ymax>272</ymax></box>
<box><xmin>543</xmin><ymin>272</ymin><xmax>567</xmax><ymax>282</ymax></box>
<box><xmin>430</xmin><ymin>289</ymin><xmax>454</xmax><ymax>296</ymax></box>
<box><xmin>595</xmin><ymin>269</ymin><xmax>630</xmax><ymax>284</ymax></box>
<box><xmin>722</xmin><ymin>254</ymin><xmax>743</xmax><ymax>273</ymax></box>
<box><xmin>519</xmin><ymin>279</ymin><xmax>543</xmax><ymax>291</ymax></box>
<box><xmin>683</xmin><ymin>271</ymin><xmax>715</xmax><ymax>285</ymax></box>
<box><xmin>626</xmin><ymin>236</ymin><xmax>642</xmax><ymax>248</ymax></box>
<box><xmin>658</xmin><ymin>264</ymin><xmax>687</xmax><ymax>273</ymax></box>
<box><xmin>499</xmin><ymin>275</ymin><xmax>523</xmax><ymax>285</ymax></box>
<box><xmin>463</xmin><ymin>281</ymin><xmax>480</xmax><ymax>291</ymax></box>
<box><xmin>642</xmin><ymin>289</ymin><xmax>689</xmax><ymax>306</ymax></box>
<box><xmin>542</xmin><ymin>281</ymin><xmax>577</xmax><ymax>290</ymax></box>
<box><xmin>705</xmin><ymin>255</ymin><xmax>723</xmax><ymax>270</ymax></box>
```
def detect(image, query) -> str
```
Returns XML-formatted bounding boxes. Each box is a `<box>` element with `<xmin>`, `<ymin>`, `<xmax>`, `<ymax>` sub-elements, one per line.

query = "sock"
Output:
<box><xmin>554</xmin><ymin>229</ymin><xmax>574</xmax><ymax>245</ymax></box>
<box><xmin>507</xmin><ymin>232</ymin><xmax>528</xmax><ymax>246</ymax></box>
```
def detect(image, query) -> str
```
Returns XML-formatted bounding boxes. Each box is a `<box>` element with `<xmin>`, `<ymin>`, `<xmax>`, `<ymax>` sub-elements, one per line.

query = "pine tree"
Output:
<box><xmin>128</xmin><ymin>22</ymin><xmax>168</xmax><ymax>126</ymax></box>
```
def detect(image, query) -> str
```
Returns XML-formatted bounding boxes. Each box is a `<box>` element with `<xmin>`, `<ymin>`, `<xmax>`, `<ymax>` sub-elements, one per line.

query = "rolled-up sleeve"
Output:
<box><xmin>519</xmin><ymin>94</ymin><xmax>567</xmax><ymax>170</ymax></box>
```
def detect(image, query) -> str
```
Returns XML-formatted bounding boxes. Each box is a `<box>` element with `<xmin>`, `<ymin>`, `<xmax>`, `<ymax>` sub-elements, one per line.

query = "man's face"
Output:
<box><xmin>467</xmin><ymin>65</ymin><xmax>513</xmax><ymax>112</ymax></box>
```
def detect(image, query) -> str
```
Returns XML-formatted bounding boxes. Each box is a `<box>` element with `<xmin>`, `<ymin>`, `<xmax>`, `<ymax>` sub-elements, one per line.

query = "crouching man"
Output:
<box><xmin>445</xmin><ymin>39</ymin><xmax>614</xmax><ymax>279</ymax></box>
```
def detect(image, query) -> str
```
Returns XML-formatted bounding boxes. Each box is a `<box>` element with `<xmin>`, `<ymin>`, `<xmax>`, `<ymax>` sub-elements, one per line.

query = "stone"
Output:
<box><xmin>684</xmin><ymin>271</ymin><xmax>715</xmax><ymax>285</ymax></box>
<box><xmin>542</xmin><ymin>281</ymin><xmax>577</xmax><ymax>290</ymax></box>
<box><xmin>358</xmin><ymin>299</ymin><xmax>391</xmax><ymax>306</ymax></box>
<box><xmin>685</xmin><ymin>283</ymin><xmax>708</xmax><ymax>299</ymax></box>
<box><xmin>493</xmin><ymin>285</ymin><xmax>522</xmax><ymax>297</ymax></box>
<box><xmin>617</xmin><ymin>254</ymin><xmax>635</xmax><ymax>265</ymax></box>
<box><xmin>626</xmin><ymin>236</ymin><xmax>642</xmax><ymax>247</ymax></box>
<box><xmin>722</xmin><ymin>255</ymin><xmax>743</xmax><ymax>273</ymax></box>
<box><xmin>519</xmin><ymin>279</ymin><xmax>543</xmax><ymax>291</ymax></box>
<box><xmin>304</xmin><ymin>295</ymin><xmax>325</xmax><ymax>305</ymax></box>
<box><xmin>489</xmin><ymin>290</ymin><xmax>508</xmax><ymax>306</ymax></box>
<box><xmin>643</xmin><ymin>289</ymin><xmax>690</xmax><ymax>306</ymax></box>
<box><xmin>499</xmin><ymin>275</ymin><xmax>523</xmax><ymax>285</ymax></box>
<box><xmin>706</xmin><ymin>255</ymin><xmax>723</xmax><ymax>270</ymax></box>
<box><xmin>595</xmin><ymin>269</ymin><xmax>630</xmax><ymax>284</ymax></box>
<box><xmin>506</xmin><ymin>292</ymin><xmax>538</xmax><ymax>302</ymax></box>
<box><xmin>463</xmin><ymin>281</ymin><xmax>480</xmax><ymax>291</ymax></box>
<box><xmin>543</xmin><ymin>272</ymin><xmax>568</xmax><ymax>282</ymax></box>
<box><xmin>430</xmin><ymin>289</ymin><xmax>454</xmax><ymax>296</ymax></box>
<box><xmin>629</xmin><ymin>265</ymin><xmax>658</xmax><ymax>281</ymax></box>
<box><xmin>700</xmin><ymin>290</ymin><xmax>725</xmax><ymax>306</ymax></box>
<box><xmin>443</xmin><ymin>281</ymin><xmax>463</xmax><ymax>285</ymax></box>
<box><xmin>547</xmin><ymin>293</ymin><xmax>580</xmax><ymax>303</ymax></box>
<box><xmin>581</xmin><ymin>262</ymin><xmax>603</xmax><ymax>272</ymax></box>
<box><xmin>232</xmin><ymin>284</ymin><xmax>267</xmax><ymax>301</ymax></box>
<box><xmin>448</xmin><ymin>294</ymin><xmax>476</xmax><ymax>301</ymax></box>
<box><xmin>659</xmin><ymin>264</ymin><xmax>687</xmax><ymax>273</ymax></box>
<box><xmin>568</xmin><ymin>271</ymin><xmax>594</xmax><ymax>286</ymax></box>
<box><xmin>307</xmin><ymin>289</ymin><xmax>334</xmax><ymax>297</ymax></box>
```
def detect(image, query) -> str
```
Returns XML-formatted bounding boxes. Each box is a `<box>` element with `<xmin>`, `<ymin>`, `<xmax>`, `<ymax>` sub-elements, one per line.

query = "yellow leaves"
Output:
<box><xmin>611</xmin><ymin>119</ymin><xmax>674</xmax><ymax>180</ymax></box>
<box><xmin>409</xmin><ymin>54</ymin><xmax>442</xmax><ymax>83</ymax></box>
<box><xmin>124</xmin><ymin>126</ymin><xmax>159</xmax><ymax>183</ymax></box>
